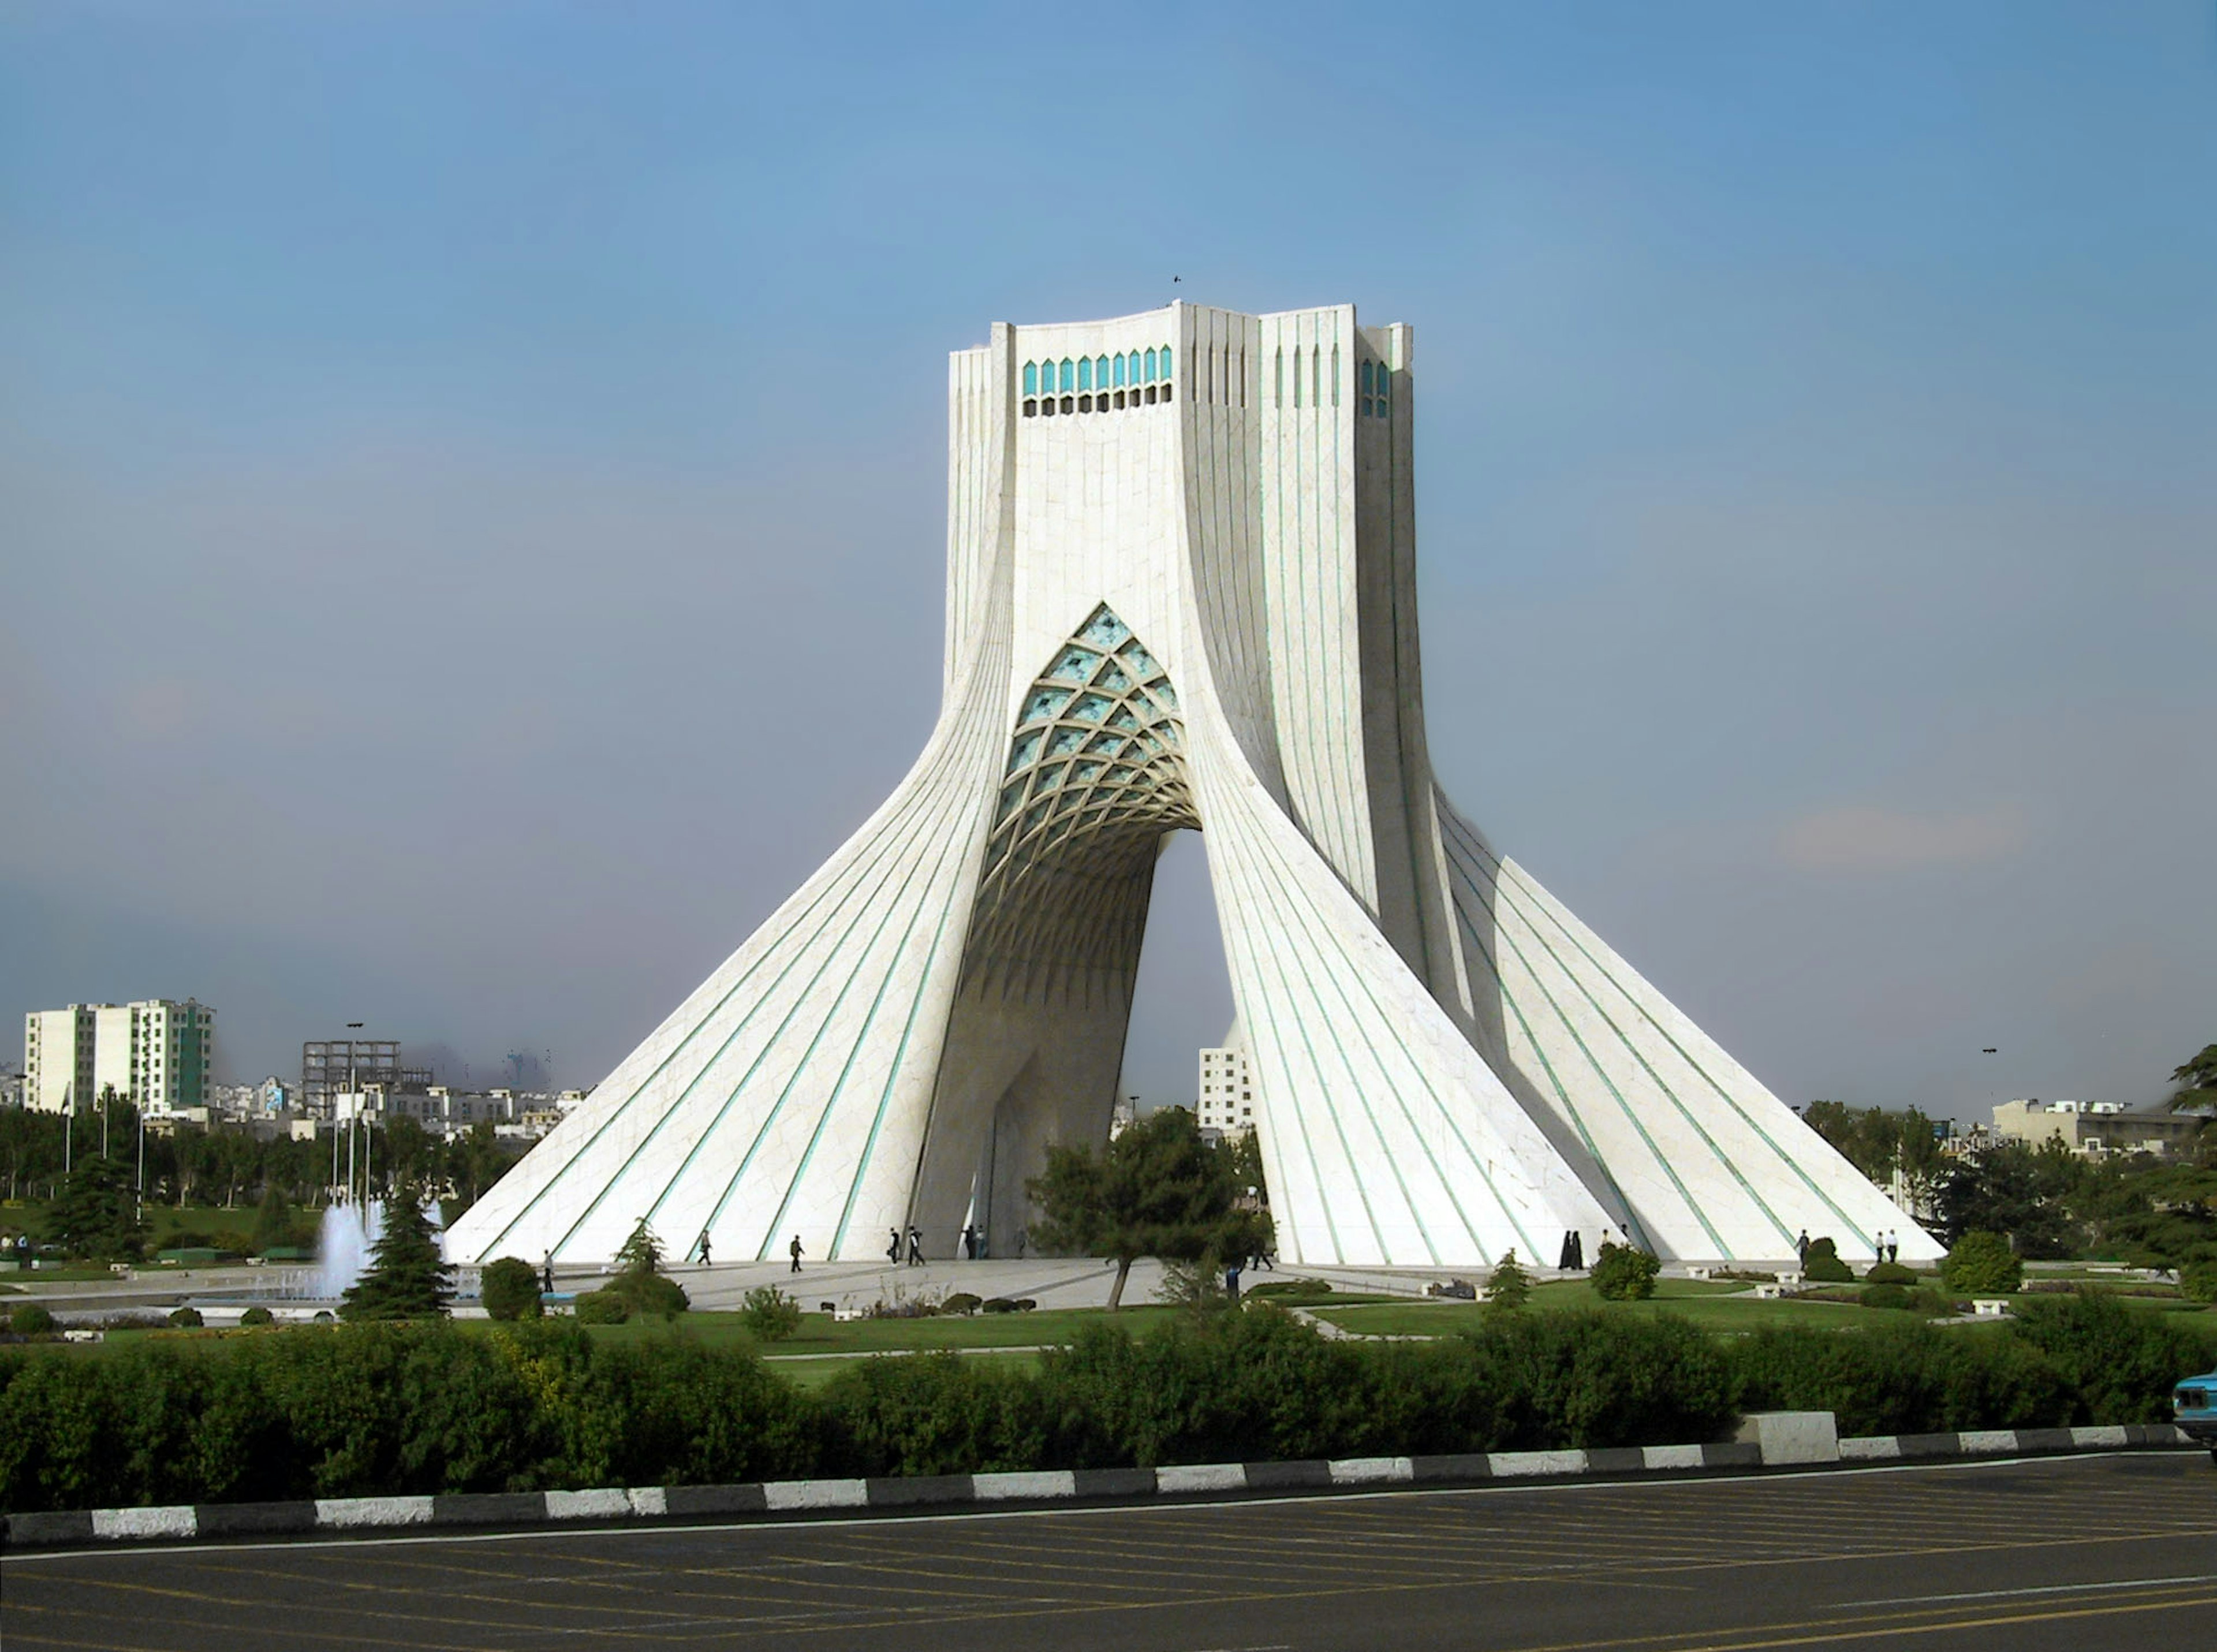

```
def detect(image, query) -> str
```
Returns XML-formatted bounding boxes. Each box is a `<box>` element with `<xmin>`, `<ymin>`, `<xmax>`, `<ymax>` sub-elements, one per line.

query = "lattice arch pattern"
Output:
<box><xmin>960</xmin><ymin>605</ymin><xmax>1196</xmax><ymax>995</ymax></box>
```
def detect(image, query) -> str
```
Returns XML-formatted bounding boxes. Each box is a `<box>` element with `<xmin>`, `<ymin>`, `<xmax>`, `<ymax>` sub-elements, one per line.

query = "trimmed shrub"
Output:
<box><xmin>2180</xmin><ymin>1261</ymin><xmax>2217</xmax><ymax>1306</ymax></box>
<box><xmin>942</xmin><ymin>1293</ymin><xmax>982</xmax><ymax>1316</ymax></box>
<box><xmin>1802</xmin><ymin>1237</ymin><xmax>1854</xmax><ymax>1284</ymax></box>
<box><xmin>1943</xmin><ymin>1232</ymin><xmax>2023</xmax><ymax>1295</ymax></box>
<box><xmin>239</xmin><ymin>1306</ymin><xmax>274</xmax><ymax>1327</ymax></box>
<box><xmin>1730</xmin><ymin>1321</ymin><xmax>2072</xmax><ymax>1437</ymax></box>
<box><xmin>1589</xmin><ymin>1244</ymin><xmax>1660</xmax><ymax>1301</ymax></box>
<box><xmin>574</xmin><ymin>1289</ymin><xmax>629</xmax><ymax>1325</ymax></box>
<box><xmin>980</xmin><ymin>1297</ymin><xmax>1035</xmax><ymax>1314</ymax></box>
<box><xmin>740</xmin><ymin>1286</ymin><xmax>803</xmax><ymax>1342</ymax></box>
<box><xmin>2005</xmin><ymin>1291</ymin><xmax>2212</xmax><ymax>1425</ymax></box>
<box><xmin>820</xmin><ymin>1351</ymin><xmax>1048</xmax><ymax>1476</ymax></box>
<box><xmin>480</xmin><ymin>1258</ymin><xmax>544</xmax><ymax>1322</ymax></box>
<box><xmin>9</xmin><ymin>1304</ymin><xmax>55</xmax><ymax>1336</ymax></box>
<box><xmin>1864</xmin><ymin>1261</ymin><xmax>1919</xmax><ymax>1285</ymax></box>
<box><xmin>167</xmin><ymin>1307</ymin><xmax>204</xmax><ymax>1328</ymax></box>
<box><xmin>1474</xmin><ymin>1311</ymin><xmax>1737</xmax><ymax>1450</ymax></box>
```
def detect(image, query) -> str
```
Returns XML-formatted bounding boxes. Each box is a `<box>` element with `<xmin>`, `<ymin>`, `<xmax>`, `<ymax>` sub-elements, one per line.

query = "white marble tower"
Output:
<box><xmin>448</xmin><ymin>302</ymin><xmax>1939</xmax><ymax>1270</ymax></box>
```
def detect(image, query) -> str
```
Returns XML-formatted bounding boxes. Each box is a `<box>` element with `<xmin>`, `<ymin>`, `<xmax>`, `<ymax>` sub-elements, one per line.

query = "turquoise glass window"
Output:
<box><xmin>1160</xmin><ymin>344</ymin><xmax>1173</xmax><ymax>379</ymax></box>
<box><xmin>1059</xmin><ymin>358</ymin><xmax>1074</xmax><ymax>393</ymax></box>
<box><xmin>1143</xmin><ymin>348</ymin><xmax>1156</xmax><ymax>382</ymax></box>
<box><xmin>1078</xmin><ymin>357</ymin><xmax>1092</xmax><ymax>391</ymax></box>
<box><xmin>1024</xmin><ymin>362</ymin><xmax>1039</xmax><ymax>396</ymax></box>
<box><xmin>1096</xmin><ymin>355</ymin><xmax>1110</xmax><ymax>387</ymax></box>
<box><xmin>1113</xmin><ymin>355</ymin><xmax>1126</xmax><ymax>387</ymax></box>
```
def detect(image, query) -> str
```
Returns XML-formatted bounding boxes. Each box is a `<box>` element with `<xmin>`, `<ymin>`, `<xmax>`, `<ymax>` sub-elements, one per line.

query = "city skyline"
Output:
<box><xmin>5</xmin><ymin>4</ymin><xmax>2211</xmax><ymax>1123</ymax></box>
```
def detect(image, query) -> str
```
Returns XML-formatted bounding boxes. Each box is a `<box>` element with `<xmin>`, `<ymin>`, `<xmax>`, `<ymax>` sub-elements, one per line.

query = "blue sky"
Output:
<box><xmin>4</xmin><ymin>1</ymin><xmax>2212</xmax><ymax>1119</ymax></box>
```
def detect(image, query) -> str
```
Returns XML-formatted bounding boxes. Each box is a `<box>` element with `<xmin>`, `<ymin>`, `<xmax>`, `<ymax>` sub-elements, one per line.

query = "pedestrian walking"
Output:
<box><xmin>1796</xmin><ymin>1229</ymin><xmax>1811</xmax><ymax>1267</ymax></box>
<box><xmin>1887</xmin><ymin>1229</ymin><xmax>1899</xmax><ymax>1265</ymax></box>
<box><xmin>696</xmin><ymin>1230</ymin><xmax>712</xmax><ymax>1267</ymax></box>
<box><xmin>961</xmin><ymin>1222</ymin><xmax>978</xmax><ymax>1260</ymax></box>
<box><xmin>1225</xmin><ymin>1258</ymin><xmax>1243</xmax><ymax>1303</ymax></box>
<box><xmin>887</xmin><ymin>1228</ymin><xmax>903</xmax><ymax>1265</ymax></box>
<box><xmin>906</xmin><ymin>1225</ymin><xmax>923</xmax><ymax>1265</ymax></box>
<box><xmin>788</xmin><ymin>1235</ymin><xmax>804</xmax><ymax>1274</ymax></box>
<box><xmin>541</xmin><ymin>1252</ymin><xmax>554</xmax><ymax>1295</ymax></box>
<box><xmin>1014</xmin><ymin>1226</ymin><xmax>1028</xmax><ymax>1259</ymax></box>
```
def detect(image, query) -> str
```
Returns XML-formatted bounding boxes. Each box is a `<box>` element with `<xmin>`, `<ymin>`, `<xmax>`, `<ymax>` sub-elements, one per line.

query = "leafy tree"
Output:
<box><xmin>339</xmin><ymin>1194</ymin><xmax>454</xmax><ymax>1321</ymax></box>
<box><xmin>1589</xmin><ymin>1241</ymin><xmax>1660</xmax><ymax>1301</ymax></box>
<box><xmin>43</xmin><ymin>1154</ymin><xmax>144</xmax><ymax>1260</ymax></box>
<box><xmin>740</xmin><ymin>1285</ymin><xmax>803</xmax><ymax>1341</ymax></box>
<box><xmin>480</xmin><ymin>1256</ymin><xmax>543</xmax><ymax>1321</ymax></box>
<box><xmin>1936</xmin><ymin>1140</ymin><xmax>2081</xmax><ymax>1256</ymax></box>
<box><xmin>1027</xmin><ymin>1107</ymin><xmax>1272</xmax><ymax>1309</ymax></box>
<box><xmin>1484</xmin><ymin>1250</ymin><xmax>1532</xmax><ymax>1314</ymax></box>
<box><xmin>1942</xmin><ymin>1229</ymin><xmax>2023</xmax><ymax>1294</ymax></box>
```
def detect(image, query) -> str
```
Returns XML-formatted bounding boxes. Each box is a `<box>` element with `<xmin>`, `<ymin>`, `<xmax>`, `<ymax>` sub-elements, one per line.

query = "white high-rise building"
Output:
<box><xmin>1197</xmin><ymin>1044</ymin><xmax>1255</xmax><ymax>1137</ymax></box>
<box><xmin>23</xmin><ymin>1000</ymin><xmax>214</xmax><ymax>1115</ymax></box>
<box><xmin>451</xmin><ymin>301</ymin><xmax>1936</xmax><ymax>1270</ymax></box>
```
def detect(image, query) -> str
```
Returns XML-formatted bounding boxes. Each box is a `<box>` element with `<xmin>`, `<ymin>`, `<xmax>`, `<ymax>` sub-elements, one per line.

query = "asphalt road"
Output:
<box><xmin>7</xmin><ymin>1454</ymin><xmax>2217</xmax><ymax>1651</ymax></box>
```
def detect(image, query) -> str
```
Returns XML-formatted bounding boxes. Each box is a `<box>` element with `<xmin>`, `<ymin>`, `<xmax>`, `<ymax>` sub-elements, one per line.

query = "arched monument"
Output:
<box><xmin>448</xmin><ymin>303</ymin><xmax>1938</xmax><ymax>1270</ymax></box>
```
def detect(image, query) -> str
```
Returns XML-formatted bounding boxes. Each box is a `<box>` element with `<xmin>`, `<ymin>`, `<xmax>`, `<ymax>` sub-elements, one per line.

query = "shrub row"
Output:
<box><xmin>1</xmin><ymin>1295</ymin><xmax>2208</xmax><ymax>1514</ymax></box>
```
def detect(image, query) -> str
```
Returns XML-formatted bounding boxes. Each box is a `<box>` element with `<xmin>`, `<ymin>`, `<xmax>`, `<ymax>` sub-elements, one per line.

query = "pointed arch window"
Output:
<box><xmin>1059</xmin><ymin>358</ymin><xmax>1074</xmax><ymax>393</ymax></box>
<box><xmin>1024</xmin><ymin>361</ymin><xmax>1039</xmax><ymax>397</ymax></box>
<box><xmin>1078</xmin><ymin>357</ymin><xmax>1092</xmax><ymax>392</ymax></box>
<box><xmin>1113</xmin><ymin>354</ymin><xmax>1126</xmax><ymax>388</ymax></box>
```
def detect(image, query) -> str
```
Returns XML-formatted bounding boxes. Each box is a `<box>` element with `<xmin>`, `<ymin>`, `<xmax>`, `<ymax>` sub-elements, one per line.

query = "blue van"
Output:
<box><xmin>2174</xmin><ymin>1369</ymin><xmax>2217</xmax><ymax>1459</ymax></box>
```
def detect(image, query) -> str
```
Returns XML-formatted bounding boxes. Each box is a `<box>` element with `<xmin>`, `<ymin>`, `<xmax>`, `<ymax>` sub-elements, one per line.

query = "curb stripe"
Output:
<box><xmin>5</xmin><ymin>1426</ymin><xmax>2194</xmax><ymax>1549</ymax></box>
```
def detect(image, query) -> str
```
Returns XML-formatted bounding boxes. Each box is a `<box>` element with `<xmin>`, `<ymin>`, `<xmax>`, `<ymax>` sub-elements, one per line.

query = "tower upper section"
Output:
<box><xmin>943</xmin><ymin>301</ymin><xmax>1436</xmax><ymax>970</ymax></box>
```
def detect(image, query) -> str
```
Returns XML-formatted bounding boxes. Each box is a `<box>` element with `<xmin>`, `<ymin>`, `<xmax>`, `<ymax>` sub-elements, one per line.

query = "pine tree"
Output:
<box><xmin>339</xmin><ymin>1193</ymin><xmax>454</xmax><ymax>1321</ymax></box>
<box><xmin>1484</xmin><ymin>1249</ymin><xmax>1532</xmax><ymax>1314</ymax></box>
<box><xmin>44</xmin><ymin>1154</ymin><xmax>144</xmax><ymax>1260</ymax></box>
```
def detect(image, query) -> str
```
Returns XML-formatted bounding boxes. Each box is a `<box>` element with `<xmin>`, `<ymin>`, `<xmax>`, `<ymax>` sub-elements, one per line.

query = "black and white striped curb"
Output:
<box><xmin>2</xmin><ymin>1424</ymin><xmax>2193</xmax><ymax>1550</ymax></box>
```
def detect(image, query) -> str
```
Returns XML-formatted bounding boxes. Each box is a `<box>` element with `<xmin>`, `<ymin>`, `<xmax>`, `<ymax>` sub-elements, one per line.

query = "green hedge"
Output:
<box><xmin>1</xmin><ymin>1297</ymin><xmax>2209</xmax><ymax>1513</ymax></box>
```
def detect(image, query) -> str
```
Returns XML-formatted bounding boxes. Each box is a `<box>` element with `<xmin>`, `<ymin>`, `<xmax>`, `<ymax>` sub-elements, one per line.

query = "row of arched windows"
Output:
<box><xmin>1024</xmin><ymin>347</ymin><xmax>1173</xmax><ymax>399</ymax></box>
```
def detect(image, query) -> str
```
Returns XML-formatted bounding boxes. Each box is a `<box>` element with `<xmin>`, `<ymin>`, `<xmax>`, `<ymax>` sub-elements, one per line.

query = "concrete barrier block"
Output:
<box><xmin>1738</xmin><ymin>1412</ymin><xmax>1841</xmax><ymax>1466</ymax></box>
<box><xmin>1640</xmin><ymin>1444</ymin><xmax>1707</xmax><ymax>1471</ymax></box>
<box><xmin>546</xmin><ymin>1489</ymin><xmax>633</xmax><ymax>1521</ymax></box>
<box><xmin>1487</xmin><ymin>1451</ymin><xmax>1587</xmax><ymax>1478</ymax></box>
<box><xmin>1839</xmin><ymin>1437</ymin><xmax>1901</xmax><ymax>1460</ymax></box>
<box><xmin>316</xmin><ymin>1496</ymin><xmax>434</xmax><ymax>1529</ymax></box>
<box><xmin>626</xmin><ymin>1487</ymin><xmax>669</xmax><ymax>1517</ymax></box>
<box><xmin>1156</xmin><ymin>1463</ymin><xmax>1247</xmax><ymax>1495</ymax></box>
<box><xmin>971</xmin><ymin>1470</ymin><xmax>1076</xmax><ymax>1501</ymax></box>
<box><xmin>91</xmin><ymin>1506</ymin><xmax>196</xmax><ymax>1541</ymax></box>
<box><xmin>1326</xmin><ymin>1456</ymin><xmax>1411</xmax><ymax>1486</ymax></box>
<box><xmin>762</xmin><ymin>1479</ymin><xmax>869</xmax><ymax>1512</ymax></box>
<box><xmin>1957</xmin><ymin>1430</ymin><xmax>2021</xmax><ymax>1455</ymax></box>
<box><xmin>2069</xmin><ymin>1426</ymin><xmax>2129</xmax><ymax>1449</ymax></box>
